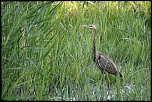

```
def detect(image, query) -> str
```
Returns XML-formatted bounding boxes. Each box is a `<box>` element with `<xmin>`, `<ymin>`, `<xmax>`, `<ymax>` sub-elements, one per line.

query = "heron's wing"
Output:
<box><xmin>96</xmin><ymin>52</ymin><xmax>118</xmax><ymax>75</ymax></box>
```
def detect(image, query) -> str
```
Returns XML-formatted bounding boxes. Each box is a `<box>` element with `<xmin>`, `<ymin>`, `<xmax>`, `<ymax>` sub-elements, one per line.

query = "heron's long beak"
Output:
<box><xmin>80</xmin><ymin>24</ymin><xmax>96</xmax><ymax>29</ymax></box>
<box><xmin>80</xmin><ymin>25</ymin><xmax>90</xmax><ymax>28</ymax></box>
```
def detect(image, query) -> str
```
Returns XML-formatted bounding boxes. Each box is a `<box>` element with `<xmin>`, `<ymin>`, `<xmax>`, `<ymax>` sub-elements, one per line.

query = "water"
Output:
<box><xmin>52</xmin><ymin>83</ymin><xmax>135</xmax><ymax>101</ymax></box>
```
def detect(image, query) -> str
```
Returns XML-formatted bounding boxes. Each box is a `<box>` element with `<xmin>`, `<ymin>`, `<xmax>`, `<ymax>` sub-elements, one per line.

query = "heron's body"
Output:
<box><xmin>80</xmin><ymin>24</ymin><xmax>122</xmax><ymax>88</ymax></box>
<box><xmin>94</xmin><ymin>51</ymin><xmax>122</xmax><ymax>77</ymax></box>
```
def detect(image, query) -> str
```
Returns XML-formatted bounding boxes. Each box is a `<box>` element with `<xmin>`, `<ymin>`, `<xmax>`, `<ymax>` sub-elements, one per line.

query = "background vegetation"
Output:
<box><xmin>1</xmin><ymin>1</ymin><xmax>151</xmax><ymax>101</ymax></box>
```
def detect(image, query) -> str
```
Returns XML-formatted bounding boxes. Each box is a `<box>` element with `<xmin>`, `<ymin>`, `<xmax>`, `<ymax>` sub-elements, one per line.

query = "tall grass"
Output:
<box><xmin>2</xmin><ymin>1</ymin><xmax>151</xmax><ymax>101</ymax></box>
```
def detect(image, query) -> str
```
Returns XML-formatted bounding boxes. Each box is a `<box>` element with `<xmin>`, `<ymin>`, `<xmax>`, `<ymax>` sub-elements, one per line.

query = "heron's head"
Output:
<box><xmin>80</xmin><ymin>24</ymin><xmax>96</xmax><ymax>30</ymax></box>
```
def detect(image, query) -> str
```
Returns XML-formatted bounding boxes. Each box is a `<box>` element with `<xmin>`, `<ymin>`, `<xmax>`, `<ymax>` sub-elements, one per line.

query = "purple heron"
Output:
<box><xmin>80</xmin><ymin>24</ymin><xmax>122</xmax><ymax>88</ymax></box>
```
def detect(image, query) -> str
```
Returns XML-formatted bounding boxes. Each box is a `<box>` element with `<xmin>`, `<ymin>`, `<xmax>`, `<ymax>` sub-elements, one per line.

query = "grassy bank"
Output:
<box><xmin>2</xmin><ymin>1</ymin><xmax>151</xmax><ymax>100</ymax></box>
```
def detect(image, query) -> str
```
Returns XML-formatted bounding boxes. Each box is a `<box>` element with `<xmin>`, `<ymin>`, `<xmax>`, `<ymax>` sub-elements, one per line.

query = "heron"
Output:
<box><xmin>80</xmin><ymin>24</ymin><xmax>122</xmax><ymax>88</ymax></box>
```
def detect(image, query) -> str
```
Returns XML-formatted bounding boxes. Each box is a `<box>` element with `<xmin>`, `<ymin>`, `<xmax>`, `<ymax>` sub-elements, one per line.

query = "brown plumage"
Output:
<box><xmin>95</xmin><ymin>51</ymin><xmax>122</xmax><ymax>77</ymax></box>
<box><xmin>80</xmin><ymin>24</ymin><xmax>122</xmax><ymax>87</ymax></box>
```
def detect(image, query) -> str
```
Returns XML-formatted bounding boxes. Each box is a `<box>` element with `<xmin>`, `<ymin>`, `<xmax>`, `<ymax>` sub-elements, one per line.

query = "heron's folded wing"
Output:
<box><xmin>97</xmin><ymin>54</ymin><xmax>118</xmax><ymax>75</ymax></box>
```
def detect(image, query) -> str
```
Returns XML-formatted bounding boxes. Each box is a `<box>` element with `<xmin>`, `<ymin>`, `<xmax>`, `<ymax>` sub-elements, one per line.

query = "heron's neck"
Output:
<box><xmin>93</xmin><ymin>28</ymin><xmax>97</xmax><ymax>61</ymax></box>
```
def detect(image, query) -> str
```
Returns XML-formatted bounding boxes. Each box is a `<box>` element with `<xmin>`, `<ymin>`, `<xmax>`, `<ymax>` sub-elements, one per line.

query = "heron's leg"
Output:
<box><xmin>106</xmin><ymin>73</ymin><xmax>110</xmax><ymax>88</ymax></box>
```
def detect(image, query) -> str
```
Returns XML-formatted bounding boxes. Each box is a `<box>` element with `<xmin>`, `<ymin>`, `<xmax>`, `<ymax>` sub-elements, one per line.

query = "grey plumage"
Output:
<box><xmin>80</xmin><ymin>24</ymin><xmax>122</xmax><ymax>77</ymax></box>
